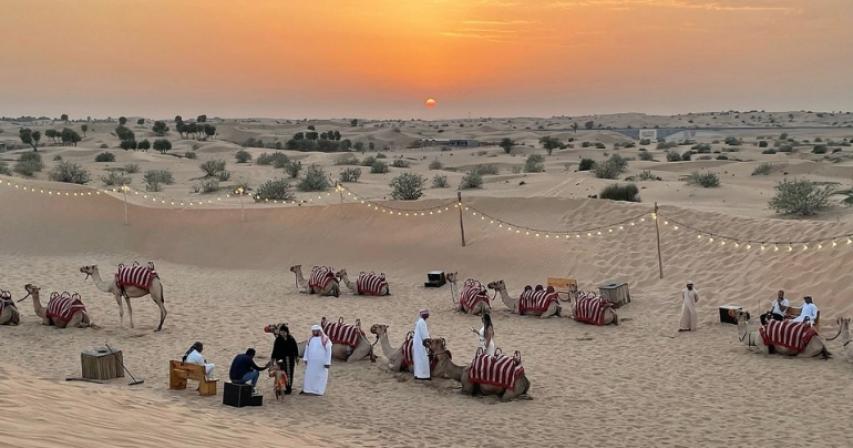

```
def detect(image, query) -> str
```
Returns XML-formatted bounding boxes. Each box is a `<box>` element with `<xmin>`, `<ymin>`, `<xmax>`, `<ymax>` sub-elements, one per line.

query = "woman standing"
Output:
<box><xmin>271</xmin><ymin>324</ymin><xmax>299</xmax><ymax>395</ymax></box>
<box><xmin>472</xmin><ymin>312</ymin><xmax>496</xmax><ymax>355</ymax></box>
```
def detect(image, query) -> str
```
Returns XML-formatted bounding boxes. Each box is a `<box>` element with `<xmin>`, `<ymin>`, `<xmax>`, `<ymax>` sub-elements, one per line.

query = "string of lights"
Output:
<box><xmin>337</xmin><ymin>184</ymin><xmax>459</xmax><ymax>216</ymax></box>
<box><xmin>657</xmin><ymin>213</ymin><xmax>853</xmax><ymax>252</ymax></box>
<box><xmin>463</xmin><ymin>204</ymin><xmax>654</xmax><ymax>239</ymax></box>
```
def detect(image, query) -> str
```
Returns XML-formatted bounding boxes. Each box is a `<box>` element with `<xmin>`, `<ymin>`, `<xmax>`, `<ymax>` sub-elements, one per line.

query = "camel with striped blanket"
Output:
<box><xmin>448</xmin><ymin>274</ymin><xmax>491</xmax><ymax>316</ymax></box>
<box><xmin>19</xmin><ymin>284</ymin><xmax>92</xmax><ymax>328</ymax></box>
<box><xmin>486</xmin><ymin>280</ymin><xmax>561</xmax><ymax>318</ymax></box>
<box><xmin>290</xmin><ymin>265</ymin><xmax>340</xmax><ymax>297</ymax></box>
<box><xmin>569</xmin><ymin>291</ymin><xmax>618</xmax><ymax>325</ymax></box>
<box><xmin>290</xmin><ymin>317</ymin><xmax>374</xmax><ymax>362</ymax></box>
<box><xmin>826</xmin><ymin>317</ymin><xmax>851</xmax><ymax>362</ymax></box>
<box><xmin>735</xmin><ymin>311</ymin><xmax>830</xmax><ymax>359</ymax></box>
<box><xmin>426</xmin><ymin>338</ymin><xmax>530</xmax><ymax>402</ymax></box>
<box><xmin>0</xmin><ymin>290</ymin><xmax>21</xmax><ymax>325</ymax></box>
<box><xmin>336</xmin><ymin>270</ymin><xmax>390</xmax><ymax>296</ymax></box>
<box><xmin>80</xmin><ymin>264</ymin><xmax>167</xmax><ymax>331</ymax></box>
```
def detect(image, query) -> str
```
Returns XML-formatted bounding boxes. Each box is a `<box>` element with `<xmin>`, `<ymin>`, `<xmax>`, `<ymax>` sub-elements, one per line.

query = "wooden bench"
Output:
<box><xmin>169</xmin><ymin>360</ymin><xmax>217</xmax><ymax>396</ymax></box>
<box><xmin>547</xmin><ymin>277</ymin><xmax>577</xmax><ymax>302</ymax></box>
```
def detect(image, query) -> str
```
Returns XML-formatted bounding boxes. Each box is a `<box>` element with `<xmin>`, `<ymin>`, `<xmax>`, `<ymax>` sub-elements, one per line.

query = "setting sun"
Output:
<box><xmin>425</xmin><ymin>98</ymin><xmax>437</xmax><ymax>109</ymax></box>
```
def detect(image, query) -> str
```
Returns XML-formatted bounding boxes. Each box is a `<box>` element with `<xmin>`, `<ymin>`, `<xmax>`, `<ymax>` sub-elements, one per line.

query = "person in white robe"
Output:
<box><xmin>413</xmin><ymin>309</ymin><xmax>431</xmax><ymax>380</ymax></box>
<box><xmin>302</xmin><ymin>325</ymin><xmax>332</xmax><ymax>396</ymax></box>
<box><xmin>182</xmin><ymin>341</ymin><xmax>214</xmax><ymax>378</ymax></box>
<box><xmin>679</xmin><ymin>281</ymin><xmax>699</xmax><ymax>332</ymax></box>
<box><xmin>792</xmin><ymin>296</ymin><xmax>818</xmax><ymax>324</ymax></box>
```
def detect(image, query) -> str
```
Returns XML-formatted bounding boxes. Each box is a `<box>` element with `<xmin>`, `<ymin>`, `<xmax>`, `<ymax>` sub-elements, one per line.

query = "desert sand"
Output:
<box><xmin>1</xmin><ymin>113</ymin><xmax>852</xmax><ymax>447</ymax></box>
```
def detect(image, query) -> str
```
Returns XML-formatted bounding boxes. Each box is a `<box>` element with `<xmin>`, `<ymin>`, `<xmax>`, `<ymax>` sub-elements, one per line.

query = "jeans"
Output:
<box><xmin>236</xmin><ymin>370</ymin><xmax>259</xmax><ymax>386</ymax></box>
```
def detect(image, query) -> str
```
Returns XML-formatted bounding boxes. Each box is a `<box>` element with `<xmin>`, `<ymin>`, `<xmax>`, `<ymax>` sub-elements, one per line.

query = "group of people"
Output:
<box><xmin>678</xmin><ymin>281</ymin><xmax>820</xmax><ymax>332</ymax></box>
<box><xmin>179</xmin><ymin>324</ymin><xmax>333</xmax><ymax>397</ymax></box>
<box><xmin>410</xmin><ymin>308</ymin><xmax>497</xmax><ymax>381</ymax></box>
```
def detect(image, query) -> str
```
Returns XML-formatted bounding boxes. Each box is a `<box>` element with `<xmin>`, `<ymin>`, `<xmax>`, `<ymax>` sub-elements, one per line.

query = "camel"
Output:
<box><xmin>447</xmin><ymin>274</ymin><xmax>491</xmax><ymax>316</ymax></box>
<box><xmin>568</xmin><ymin>291</ymin><xmax>619</xmax><ymax>325</ymax></box>
<box><xmin>266</xmin><ymin>319</ymin><xmax>374</xmax><ymax>362</ymax></box>
<box><xmin>80</xmin><ymin>264</ymin><xmax>167</xmax><ymax>331</ymax></box>
<box><xmin>19</xmin><ymin>284</ymin><xmax>92</xmax><ymax>328</ymax></box>
<box><xmin>336</xmin><ymin>269</ymin><xmax>390</xmax><ymax>296</ymax></box>
<box><xmin>370</xmin><ymin>323</ymin><xmax>407</xmax><ymax>371</ymax></box>
<box><xmin>487</xmin><ymin>280</ymin><xmax>561</xmax><ymax>318</ymax></box>
<box><xmin>735</xmin><ymin>311</ymin><xmax>831</xmax><ymax>359</ymax></box>
<box><xmin>826</xmin><ymin>317</ymin><xmax>851</xmax><ymax>362</ymax></box>
<box><xmin>0</xmin><ymin>290</ymin><xmax>21</xmax><ymax>325</ymax></box>
<box><xmin>426</xmin><ymin>338</ymin><xmax>530</xmax><ymax>402</ymax></box>
<box><xmin>290</xmin><ymin>265</ymin><xmax>340</xmax><ymax>297</ymax></box>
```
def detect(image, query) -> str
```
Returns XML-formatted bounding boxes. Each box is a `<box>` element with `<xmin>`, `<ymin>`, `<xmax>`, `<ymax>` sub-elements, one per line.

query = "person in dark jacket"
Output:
<box><xmin>228</xmin><ymin>348</ymin><xmax>268</xmax><ymax>387</ymax></box>
<box><xmin>271</xmin><ymin>324</ymin><xmax>300</xmax><ymax>394</ymax></box>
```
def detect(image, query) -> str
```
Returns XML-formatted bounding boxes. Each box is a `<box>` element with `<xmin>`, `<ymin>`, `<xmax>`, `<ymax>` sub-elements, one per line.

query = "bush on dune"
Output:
<box><xmin>599</xmin><ymin>183</ymin><xmax>640</xmax><ymax>202</ymax></box>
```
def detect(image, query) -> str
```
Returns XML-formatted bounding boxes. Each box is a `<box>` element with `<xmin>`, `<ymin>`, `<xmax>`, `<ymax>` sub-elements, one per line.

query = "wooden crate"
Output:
<box><xmin>598</xmin><ymin>281</ymin><xmax>630</xmax><ymax>307</ymax></box>
<box><xmin>81</xmin><ymin>347</ymin><xmax>124</xmax><ymax>380</ymax></box>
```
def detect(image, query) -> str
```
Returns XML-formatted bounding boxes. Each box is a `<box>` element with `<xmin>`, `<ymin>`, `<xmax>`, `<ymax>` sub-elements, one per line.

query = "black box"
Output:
<box><xmin>223</xmin><ymin>382</ymin><xmax>262</xmax><ymax>407</ymax></box>
<box><xmin>424</xmin><ymin>271</ymin><xmax>446</xmax><ymax>288</ymax></box>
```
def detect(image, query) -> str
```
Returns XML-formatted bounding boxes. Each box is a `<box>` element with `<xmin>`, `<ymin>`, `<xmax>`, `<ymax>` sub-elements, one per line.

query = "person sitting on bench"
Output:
<box><xmin>760</xmin><ymin>290</ymin><xmax>789</xmax><ymax>326</ymax></box>
<box><xmin>792</xmin><ymin>296</ymin><xmax>818</xmax><ymax>325</ymax></box>
<box><xmin>228</xmin><ymin>348</ymin><xmax>268</xmax><ymax>387</ymax></box>
<box><xmin>182</xmin><ymin>341</ymin><xmax>215</xmax><ymax>378</ymax></box>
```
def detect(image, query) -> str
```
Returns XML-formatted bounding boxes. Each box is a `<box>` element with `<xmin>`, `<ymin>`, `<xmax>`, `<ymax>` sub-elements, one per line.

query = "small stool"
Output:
<box><xmin>223</xmin><ymin>382</ymin><xmax>263</xmax><ymax>407</ymax></box>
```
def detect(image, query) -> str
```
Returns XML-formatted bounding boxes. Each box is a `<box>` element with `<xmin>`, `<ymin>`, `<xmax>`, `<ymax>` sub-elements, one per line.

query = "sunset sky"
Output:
<box><xmin>1</xmin><ymin>0</ymin><xmax>851</xmax><ymax>119</ymax></box>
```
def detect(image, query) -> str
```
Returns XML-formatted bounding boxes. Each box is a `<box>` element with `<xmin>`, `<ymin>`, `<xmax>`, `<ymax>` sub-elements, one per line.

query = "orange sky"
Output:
<box><xmin>1</xmin><ymin>0</ymin><xmax>851</xmax><ymax>119</ymax></box>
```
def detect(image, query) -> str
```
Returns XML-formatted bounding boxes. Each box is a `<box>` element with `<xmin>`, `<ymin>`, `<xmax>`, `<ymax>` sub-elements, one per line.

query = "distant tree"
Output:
<box><xmin>197</xmin><ymin>114</ymin><xmax>207</xmax><ymax>123</ymax></box>
<box><xmin>137</xmin><ymin>139</ymin><xmax>151</xmax><ymax>150</ymax></box>
<box><xmin>571</xmin><ymin>122</ymin><xmax>578</xmax><ymax>133</ymax></box>
<box><xmin>152</xmin><ymin>120</ymin><xmax>169</xmax><ymax>136</ymax></box>
<box><xmin>115</xmin><ymin>125</ymin><xmax>135</xmax><ymax>142</ymax></box>
<box><xmin>174</xmin><ymin>115</ymin><xmax>183</xmax><ymax>124</ymax></box>
<box><xmin>350</xmin><ymin>119</ymin><xmax>358</xmax><ymax>127</ymax></box>
<box><xmin>307</xmin><ymin>125</ymin><xmax>316</xmax><ymax>131</ymax></box>
<box><xmin>499</xmin><ymin>138</ymin><xmax>515</xmax><ymax>154</ymax></box>
<box><xmin>120</xmin><ymin>140</ymin><xmax>137</xmax><ymax>150</ymax></box>
<box><xmin>60</xmin><ymin>113</ymin><xmax>69</xmax><ymax>122</ymax></box>
<box><xmin>153</xmin><ymin>138</ymin><xmax>172</xmax><ymax>154</ymax></box>
<box><xmin>45</xmin><ymin>129</ymin><xmax>59</xmax><ymax>143</ymax></box>
<box><xmin>584</xmin><ymin>121</ymin><xmax>594</xmax><ymax>130</ymax></box>
<box><xmin>306</xmin><ymin>131</ymin><xmax>318</xmax><ymax>141</ymax></box>
<box><xmin>19</xmin><ymin>128</ymin><xmax>41</xmax><ymax>151</ymax></box>
<box><xmin>235</xmin><ymin>149</ymin><xmax>252</xmax><ymax>163</ymax></box>
<box><xmin>354</xmin><ymin>141</ymin><xmax>365</xmax><ymax>152</ymax></box>
<box><xmin>389</xmin><ymin>173</ymin><xmax>426</xmax><ymax>200</ymax></box>
<box><xmin>176</xmin><ymin>122</ymin><xmax>187</xmax><ymax>138</ymax></box>
<box><xmin>136</xmin><ymin>118</ymin><xmax>145</xmax><ymax>126</ymax></box>
<box><xmin>203</xmin><ymin>124</ymin><xmax>216</xmax><ymax>139</ymax></box>
<box><xmin>119</xmin><ymin>116</ymin><xmax>127</xmax><ymax>126</ymax></box>
<box><xmin>61</xmin><ymin>128</ymin><xmax>81</xmax><ymax>146</ymax></box>
<box><xmin>368</xmin><ymin>142</ymin><xmax>375</xmax><ymax>150</ymax></box>
<box><xmin>186</xmin><ymin>122</ymin><xmax>199</xmax><ymax>139</ymax></box>
<box><xmin>80</xmin><ymin>124</ymin><xmax>88</xmax><ymax>137</ymax></box>
<box><xmin>539</xmin><ymin>136</ymin><xmax>562</xmax><ymax>155</ymax></box>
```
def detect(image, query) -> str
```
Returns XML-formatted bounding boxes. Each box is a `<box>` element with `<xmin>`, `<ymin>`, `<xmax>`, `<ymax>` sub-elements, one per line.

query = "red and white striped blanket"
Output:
<box><xmin>518</xmin><ymin>287</ymin><xmax>559</xmax><ymax>315</ymax></box>
<box><xmin>309</xmin><ymin>266</ymin><xmax>337</xmax><ymax>290</ymax></box>
<box><xmin>574</xmin><ymin>294</ymin><xmax>610</xmax><ymax>326</ymax></box>
<box><xmin>400</xmin><ymin>332</ymin><xmax>438</xmax><ymax>371</ymax></box>
<box><xmin>322</xmin><ymin>319</ymin><xmax>364</xmax><ymax>348</ymax></box>
<box><xmin>356</xmin><ymin>272</ymin><xmax>388</xmax><ymax>296</ymax></box>
<box><xmin>0</xmin><ymin>290</ymin><xmax>15</xmax><ymax>313</ymax></box>
<box><xmin>459</xmin><ymin>279</ymin><xmax>489</xmax><ymax>312</ymax></box>
<box><xmin>46</xmin><ymin>292</ymin><xmax>86</xmax><ymax>325</ymax></box>
<box><xmin>115</xmin><ymin>264</ymin><xmax>157</xmax><ymax>290</ymax></box>
<box><xmin>468</xmin><ymin>351</ymin><xmax>524</xmax><ymax>390</ymax></box>
<box><xmin>759</xmin><ymin>320</ymin><xmax>818</xmax><ymax>353</ymax></box>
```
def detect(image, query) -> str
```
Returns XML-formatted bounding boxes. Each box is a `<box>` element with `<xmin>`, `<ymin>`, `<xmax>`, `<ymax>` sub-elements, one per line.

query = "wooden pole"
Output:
<box><xmin>122</xmin><ymin>187</ymin><xmax>128</xmax><ymax>226</ymax></box>
<box><xmin>338</xmin><ymin>183</ymin><xmax>344</xmax><ymax>204</ymax></box>
<box><xmin>457</xmin><ymin>191</ymin><xmax>466</xmax><ymax>247</ymax></box>
<box><xmin>654</xmin><ymin>202</ymin><xmax>664</xmax><ymax>279</ymax></box>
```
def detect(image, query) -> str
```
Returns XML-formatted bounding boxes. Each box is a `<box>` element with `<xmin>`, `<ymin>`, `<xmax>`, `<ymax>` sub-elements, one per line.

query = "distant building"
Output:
<box><xmin>418</xmin><ymin>139</ymin><xmax>480</xmax><ymax>148</ymax></box>
<box><xmin>638</xmin><ymin>129</ymin><xmax>657</xmax><ymax>141</ymax></box>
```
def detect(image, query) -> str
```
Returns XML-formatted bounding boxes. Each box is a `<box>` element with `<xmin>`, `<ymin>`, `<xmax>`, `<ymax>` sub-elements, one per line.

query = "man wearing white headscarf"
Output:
<box><xmin>679</xmin><ymin>281</ymin><xmax>699</xmax><ymax>332</ymax></box>
<box><xmin>301</xmin><ymin>324</ymin><xmax>332</xmax><ymax>395</ymax></box>
<box><xmin>413</xmin><ymin>309</ymin><xmax>431</xmax><ymax>380</ymax></box>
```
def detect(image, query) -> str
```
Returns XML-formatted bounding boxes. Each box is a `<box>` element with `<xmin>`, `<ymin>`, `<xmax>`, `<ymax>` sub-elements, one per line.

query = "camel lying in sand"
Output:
<box><xmin>336</xmin><ymin>269</ymin><xmax>390</xmax><ymax>296</ymax></box>
<box><xmin>447</xmin><ymin>273</ymin><xmax>491</xmax><ymax>316</ymax></box>
<box><xmin>736</xmin><ymin>311</ymin><xmax>830</xmax><ymax>359</ymax></box>
<box><xmin>487</xmin><ymin>280</ymin><xmax>561</xmax><ymax>318</ymax></box>
<box><xmin>0</xmin><ymin>290</ymin><xmax>21</xmax><ymax>326</ymax></box>
<box><xmin>426</xmin><ymin>338</ymin><xmax>530</xmax><ymax>402</ymax></box>
<box><xmin>826</xmin><ymin>317</ymin><xmax>851</xmax><ymax>362</ymax></box>
<box><xmin>266</xmin><ymin>319</ymin><xmax>374</xmax><ymax>362</ymax></box>
<box><xmin>80</xmin><ymin>264</ymin><xmax>167</xmax><ymax>331</ymax></box>
<box><xmin>568</xmin><ymin>290</ymin><xmax>619</xmax><ymax>325</ymax></box>
<box><xmin>290</xmin><ymin>265</ymin><xmax>340</xmax><ymax>297</ymax></box>
<box><xmin>20</xmin><ymin>284</ymin><xmax>92</xmax><ymax>328</ymax></box>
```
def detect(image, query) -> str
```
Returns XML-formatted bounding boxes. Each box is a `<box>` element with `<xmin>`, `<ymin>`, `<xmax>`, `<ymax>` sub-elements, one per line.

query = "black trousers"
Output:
<box><xmin>277</xmin><ymin>357</ymin><xmax>296</xmax><ymax>393</ymax></box>
<box><xmin>760</xmin><ymin>312</ymin><xmax>784</xmax><ymax>326</ymax></box>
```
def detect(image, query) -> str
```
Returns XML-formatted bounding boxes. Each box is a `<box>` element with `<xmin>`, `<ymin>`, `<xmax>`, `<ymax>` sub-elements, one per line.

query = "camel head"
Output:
<box><xmin>80</xmin><ymin>265</ymin><xmax>98</xmax><ymax>280</ymax></box>
<box><xmin>18</xmin><ymin>284</ymin><xmax>39</xmax><ymax>302</ymax></box>
<box><xmin>425</xmin><ymin>337</ymin><xmax>452</xmax><ymax>359</ymax></box>
<box><xmin>289</xmin><ymin>265</ymin><xmax>301</xmax><ymax>274</ymax></box>
<box><xmin>735</xmin><ymin>310</ymin><xmax>751</xmax><ymax>324</ymax></box>
<box><xmin>486</xmin><ymin>280</ymin><xmax>505</xmax><ymax>291</ymax></box>
<box><xmin>369</xmin><ymin>323</ymin><xmax>388</xmax><ymax>336</ymax></box>
<box><xmin>335</xmin><ymin>269</ymin><xmax>348</xmax><ymax>280</ymax></box>
<box><xmin>827</xmin><ymin>317</ymin><xmax>850</xmax><ymax>342</ymax></box>
<box><xmin>446</xmin><ymin>272</ymin><xmax>458</xmax><ymax>284</ymax></box>
<box><xmin>264</xmin><ymin>322</ymin><xmax>288</xmax><ymax>336</ymax></box>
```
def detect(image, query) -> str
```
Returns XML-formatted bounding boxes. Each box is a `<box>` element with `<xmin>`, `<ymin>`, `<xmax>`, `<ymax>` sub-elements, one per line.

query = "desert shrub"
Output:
<box><xmin>431</xmin><ymin>175</ymin><xmax>449</xmax><ymax>188</ymax></box>
<box><xmin>638</xmin><ymin>151</ymin><xmax>655</xmax><ymax>161</ymax></box>
<box><xmin>657</xmin><ymin>141</ymin><xmax>678</xmax><ymax>150</ymax></box>
<box><xmin>724</xmin><ymin>136</ymin><xmax>741</xmax><ymax>146</ymax></box>
<box><xmin>716</xmin><ymin>155</ymin><xmax>729</xmax><ymax>160</ymax></box>
<box><xmin>338</xmin><ymin>167</ymin><xmax>362</xmax><ymax>183</ymax></box>
<box><xmin>257</xmin><ymin>152</ymin><xmax>289</xmax><ymax>167</ymax></box>
<box><xmin>474</xmin><ymin>164</ymin><xmax>499</xmax><ymax>175</ymax></box>
<box><xmin>524</xmin><ymin>154</ymin><xmax>545</xmax><ymax>173</ymax></box>
<box><xmin>769</xmin><ymin>179</ymin><xmax>834</xmax><ymax>216</ymax></box>
<box><xmin>285</xmin><ymin>161</ymin><xmax>302</xmax><ymax>178</ymax></box>
<box><xmin>120</xmin><ymin>140</ymin><xmax>137</xmax><ymax>150</ymax></box>
<box><xmin>692</xmin><ymin>143</ymin><xmax>711</xmax><ymax>153</ymax></box>
<box><xmin>297</xmin><ymin>165</ymin><xmax>330</xmax><ymax>192</ymax></box>
<box><xmin>53</xmin><ymin>155</ymin><xmax>63</xmax><ymax>161</ymax></box>
<box><xmin>600</xmin><ymin>183</ymin><xmax>640</xmax><ymax>202</ymax></box>
<box><xmin>137</xmin><ymin>139</ymin><xmax>150</xmax><ymax>150</ymax></box>
<box><xmin>777</xmin><ymin>144</ymin><xmax>794</xmax><ymax>153</ymax></box>
<box><xmin>389</xmin><ymin>173</ymin><xmax>426</xmax><ymax>200</ymax></box>
<box><xmin>639</xmin><ymin>138</ymin><xmax>651</xmax><ymax>145</ymax></box>
<box><xmin>196</xmin><ymin>178</ymin><xmax>220</xmax><ymax>193</ymax></box>
<box><xmin>391</xmin><ymin>158</ymin><xmax>410</xmax><ymax>168</ymax></box>
<box><xmin>184</xmin><ymin>151</ymin><xmax>197</xmax><ymax>159</ymax></box>
<box><xmin>0</xmin><ymin>161</ymin><xmax>11</xmax><ymax>176</ymax></box>
<box><xmin>143</xmin><ymin>169</ymin><xmax>174</xmax><ymax>192</ymax></box>
<box><xmin>95</xmin><ymin>152</ymin><xmax>115</xmax><ymax>162</ymax></box>
<box><xmin>217</xmin><ymin>170</ymin><xmax>231</xmax><ymax>181</ymax></box>
<box><xmin>595</xmin><ymin>142</ymin><xmax>606</xmax><ymax>149</ymax></box>
<box><xmin>752</xmin><ymin>163</ymin><xmax>773</xmax><ymax>176</ymax></box>
<box><xmin>152</xmin><ymin>139</ymin><xmax>172</xmax><ymax>154</ymax></box>
<box><xmin>578</xmin><ymin>158</ymin><xmax>595</xmax><ymax>171</ymax></box>
<box><xmin>812</xmin><ymin>145</ymin><xmax>828</xmax><ymax>154</ymax></box>
<box><xmin>635</xmin><ymin>170</ymin><xmax>660</xmax><ymax>181</ymax></box>
<box><xmin>428</xmin><ymin>159</ymin><xmax>443</xmax><ymax>170</ymax></box>
<box><xmin>762</xmin><ymin>149</ymin><xmax>777</xmax><ymax>154</ymax></box>
<box><xmin>335</xmin><ymin>153</ymin><xmax>359</xmax><ymax>165</ymax></box>
<box><xmin>758</xmin><ymin>141</ymin><xmax>768</xmax><ymax>148</ymax></box>
<box><xmin>200</xmin><ymin>160</ymin><xmax>227</xmax><ymax>177</ymax></box>
<box><xmin>361</xmin><ymin>156</ymin><xmax>376</xmax><ymax>166</ymax></box>
<box><xmin>666</xmin><ymin>151</ymin><xmax>681</xmax><ymax>162</ymax></box>
<box><xmin>235</xmin><ymin>149</ymin><xmax>252</xmax><ymax>163</ymax></box>
<box><xmin>99</xmin><ymin>143</ymin><xmax>109</xmax><ymax>149</ymax></box>
<box><xmin>593</xmin><ymin>154</ymin><xmax>628</xmax><ymax>179</ymax></box>
<box><xmin>121</xmin><ymin>163</ymin><xmax>139</xmax><ymax>174</ymax></box>
<box><xmin>376</xmin><ymin>153</ymin><xmax>387</xmax><ymax>159</ymax></box>
<box><xmin>14</xmin><ymin>152</ymin><xmax>43</xmax><ymax>176</ymax></box>
<box><xmin>686</xmin><ymin>171</ymin><xmax>720</xmax><ymax>188</ymax></box>
<box><xmin>459</xmin><ymin>170</ymin><xmax>483</xmax><ymax>189</ymax></box>
<box><xmin>370</xmin><ymin>160</ymin><xmax>389</xmax><ymax>174</ymax></box>
<box><xmin>101</xmin><ymin>171</ymin><xmax>131</xmax><ymax>186</ymax></box>
<box><xmin>255</xmin><ymin>178</ymin><xmax>294</xmax><ymax>201</ymax></box>
<box><xmin>49</xmin><ymin>162</ymin><xmax>90</xmax><ymax>184</ymax></box>
<box><xmin>581</xmin><ymin>141</ymin><xmax>591</xmax><ymax>148</ymax></box>
<box><xmin>681</xmin><ymin>151</ymin><xmax>695</xmax><ymax>161</ymax></box>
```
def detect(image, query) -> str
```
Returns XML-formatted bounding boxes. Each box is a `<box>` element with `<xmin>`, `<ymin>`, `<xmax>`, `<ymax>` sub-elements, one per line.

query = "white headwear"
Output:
<box><xmin>419</xmin><ymin>308</ymin><xmax>430</xmax><ymax>317</ymax></box>
<box><xmin>687</xmin><ymin>280</ymin><xmax>694</xmax><ymax>285</ymax></box>
<box><xmin>311</xmin><ymin>324</ymin><xmax>329</xmax><ymax>346</ymax></box>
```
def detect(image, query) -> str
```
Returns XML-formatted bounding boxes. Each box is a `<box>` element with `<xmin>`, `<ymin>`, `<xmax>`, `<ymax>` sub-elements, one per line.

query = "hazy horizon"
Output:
<box><xmin>2</xmin><ymin>0</ymin><xmax>851</xmax><ymax>119</ymax></box>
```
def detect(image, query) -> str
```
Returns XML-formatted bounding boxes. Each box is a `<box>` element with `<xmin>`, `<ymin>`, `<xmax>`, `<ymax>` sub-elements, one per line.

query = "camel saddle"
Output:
<box><xmin>468</xmin><ymin>349</ymin><xmax>524</xmax><ymax>390</ymax></box>
<box><xmin>759</xmin><ymin>320</ymin><xmax>818</xmax><ymax>353</ymax></box>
